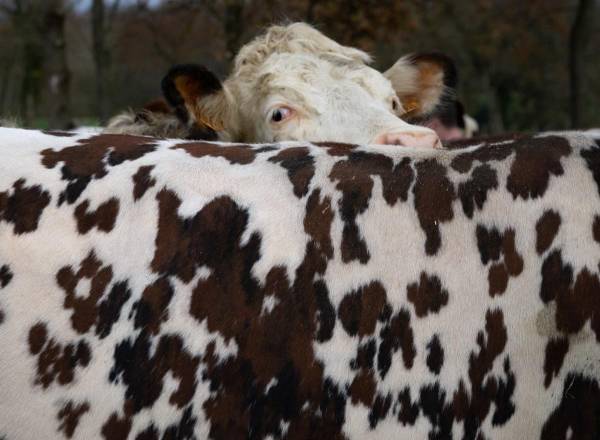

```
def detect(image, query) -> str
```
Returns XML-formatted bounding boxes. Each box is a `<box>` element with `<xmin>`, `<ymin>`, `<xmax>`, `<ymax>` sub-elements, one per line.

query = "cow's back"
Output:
<box><xmin>1</xmin><ymin>128</ymin><xmax>599</xmax><ymax>439</ymax></box>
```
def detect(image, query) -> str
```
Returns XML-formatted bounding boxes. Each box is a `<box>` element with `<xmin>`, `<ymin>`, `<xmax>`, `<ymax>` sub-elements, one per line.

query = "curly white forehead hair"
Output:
<box><xmin>233</xmin><ymin>22</ymin><xmax>372</xmax><ymax>78</ymax></box>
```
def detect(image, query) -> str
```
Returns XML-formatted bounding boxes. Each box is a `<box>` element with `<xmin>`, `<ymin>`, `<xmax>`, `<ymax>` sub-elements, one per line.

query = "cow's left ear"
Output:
<box><xmin>384</xmin><ymin>53</ymin><xmax>457</xmax><ymax>120</ymax></box>
<box><xmin>161</xmin><ymin>64</ymin><xmax>226</xmax><ymax>131</ymax></box>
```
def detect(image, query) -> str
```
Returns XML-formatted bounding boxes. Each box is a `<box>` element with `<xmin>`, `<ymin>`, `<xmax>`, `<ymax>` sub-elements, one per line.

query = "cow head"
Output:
<box><xmin>162</xmin><ymin>23</ymin><xmax>456</xmax><ymax>148</ymax></box>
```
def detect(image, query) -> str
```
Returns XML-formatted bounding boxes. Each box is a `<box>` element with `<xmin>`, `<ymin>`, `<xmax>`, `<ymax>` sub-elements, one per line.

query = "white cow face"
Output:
<box><xmin>162</xmin><ymin>23</ymin><xmax>456</xmax><ymax>148</ymax></box>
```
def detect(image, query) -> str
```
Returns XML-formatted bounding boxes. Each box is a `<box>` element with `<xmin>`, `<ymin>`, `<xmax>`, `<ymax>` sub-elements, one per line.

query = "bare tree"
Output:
<box><xmin>568</xmin><ymin>0</ymin><xmax>594</xmax><ymax>128</ymax></box>
<box><xmin>91</xmin><ymin>0</ymin><xmax>120</xmax><ymax>123</ymax></box>
<box><xmin>43</xmin><ymin>0</ymin><xmax>73</xmax><ymax>129</ymax></box>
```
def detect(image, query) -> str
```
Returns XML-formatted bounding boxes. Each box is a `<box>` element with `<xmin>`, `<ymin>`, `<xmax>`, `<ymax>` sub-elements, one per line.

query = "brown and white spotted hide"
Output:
<box><xmin>1</xmin><ymin>127</ymin><xmax>600</xmax><ymax>439</ymax></box>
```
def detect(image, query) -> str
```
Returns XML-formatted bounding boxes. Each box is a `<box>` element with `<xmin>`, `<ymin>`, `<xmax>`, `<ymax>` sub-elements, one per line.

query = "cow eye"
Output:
<box><xmin>270</xmin><ymin>106</ymin><xmax>293</xmax><ymax>123</ymax></box>
<box><xmin>391</xmin><ymin>98</ymin><xmax>400</xmax><ymax>112</ymax></box>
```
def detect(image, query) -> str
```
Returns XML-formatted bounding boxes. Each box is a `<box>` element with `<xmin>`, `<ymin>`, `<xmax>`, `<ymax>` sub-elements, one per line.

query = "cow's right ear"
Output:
<box><xmin>161</xmin><ymin>64</ymin><xmax>227</xmax><ymax>132</ymax></box>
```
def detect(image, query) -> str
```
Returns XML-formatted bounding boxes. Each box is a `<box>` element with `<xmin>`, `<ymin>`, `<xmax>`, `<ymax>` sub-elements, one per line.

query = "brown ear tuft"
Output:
<box><xmin>161</xmin><ymin>64</ymin><xmax>222</xmax><ymax>126</ymax></box>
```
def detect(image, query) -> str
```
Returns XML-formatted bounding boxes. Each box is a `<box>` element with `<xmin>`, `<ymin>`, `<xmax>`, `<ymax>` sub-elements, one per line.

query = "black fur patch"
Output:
<box><xmin>161</xmin><ymin>64</ymin><xmax>222</xmax><ymax>124</ymax></box>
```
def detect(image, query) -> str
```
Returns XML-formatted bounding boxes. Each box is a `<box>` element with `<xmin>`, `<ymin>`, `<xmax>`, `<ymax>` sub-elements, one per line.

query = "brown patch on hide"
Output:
<box><xmin>132</xmin><ymin>165</ymin><xmax>156</xmax><ymax>201</ymax></box>
<box><xmin>28</xmin><ymin>322</ymin><xmax>91</xmax><ymax>388</ymax></box>
<box><xmin>476</xmin><ymin>226</ymin><xmax>523</xmax><ymax>296</ymax></box>
<box><xmin>109</xmin><ymin>333</ymin><xmax>200</xmax><ymax>412</ymax></box>
<box><xmin>316</xmin><ymin>141</ymin><xmax>358</xmax><ymax>156</ymax></box>
<box><xmin>593</xmin><ymin>215</ymin><xmax>600</xmax><ymax>244</ymax></box>
<box><xmin>41</xmin><ymin>134</ymin><xmax>157</xmax><ymax>204</ymax></box>
<box><xmin>457</xmin><ymin>164</ymin><xmax>498</xmax><ymax>218</ymax></box>
<box><xmin>74</xmin><ymin>198</ymin><xmax>120</xmax><ymax>234</ymax></box>
<box><xmin>450</xmin><ymin>135</ymin><xmax>519</xmax><ymax>173</ymax></box>
<box><xmin>540</xmin><ymin>249</ymin><xmax>600</xmax><ymax>341</ymax></box>
<box><xmin>132</xmin><ymin>277</ymin><xmax>174</xmax><ymax>335</ymax></box>
<box><xmin>147</xmin><ymin>185</ymin><xmax>345</xmax><ymax>437</ymax></box>
<box><xmin>0</xmin><ymin>264</ymin><xmax>13</xmax><ymax>288</ymax></box>
<box><xmin>101</xmin><ymin>411</ymin><xmax>132</xmax><ymax>440</ymax></box>
<box><xmin>407</xmin><ymin>273</ymin><xmax>449</xmax><ymax>318</ymax></box>
<box><xmin>338</xmin><ymin>281</ymin><xmax>389</xmax><ymax>337</ymax></box>
<box><xmin>413</xmin><ymin>159</ymin><xmax>455</xmax><ymax>255</ymax></box>
<box><xmin>426</xmin><ymin>334</ymin><xmax>444</xmax><ymax>375</ymax></box>
<box><xmin>57</xmin><ymin>400</ymin><xmax>90</xmax><ymax>438</ymax></box>
<box><xmin>396</xmin><ymin>388</ymin><xmax>420</xmax><ymax>425</ymax></box>
<box><xmin>329</xmin><ymin>152</ymin><xmax>414</xmax><ymax>263</ymax></box>
<box><xmin>56</xmin><ymin>251</ymin><xmax>130</xmax><ymax>337</ymax></box>
<box><xmin>541</xmin><ymin>374</ymin><xmax>600</xmax><ymax>440</ymax></box>
<box><xmin>349</xmin><ymin>370</ymin><xmax>376</xmax><ymax>406</ymax></box>
<box><xmin>581</xmin><ymin>144</ymin><xmax>600</xmax><ymax>198</ymax></box>
<box><xmin>269</xmin><ymin>147</ymin><xmax>315</xmax><ymax>198</ymax></box>
<box><xmin>536</xmin><ymin>210</ymin><xmax>561</xmax><ymax>254</ymax></box>
<box><xmin>0</xmin><ymin>178</ymin><xmax>50</xmax><ymax>234</ymax></box>
<box><xmin>173</xmin><ymin>142</ymin><xmax>255</xmax><ymax>165</ymax></box>
<box><xmin>377</xmin><ymin>309</ymin><xmax>416</xmax><ymax>378</ymax></box>
<box><xmin>304</xmin><ymin>189</ymin><xmax>334</xmax><ymax>264</ymax></box>
<box><xmin>543</xmin><ymin>337</ymin><xmax>569</xmax><ymax>388</ymax></box>
<box><xmin>452</xmin><ymin>309</ymin><xmax>515</xmax><ymax>431</ymax></box>
<box><xmin>506</xmin><ymin>136</ymin><xmax>571</xmax><ymax>200</ymax></box>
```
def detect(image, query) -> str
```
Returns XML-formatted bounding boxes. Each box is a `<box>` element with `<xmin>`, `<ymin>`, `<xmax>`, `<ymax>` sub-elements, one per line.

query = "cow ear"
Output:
<box><xmin>161</xmin><ymin>64</ymin><xmax>227</xmax><ymax>131</ymax></box>
<box><xmin>384</xmin><ymin>53</ymin><xmax>457</xmax><ymax>121</ymax></box>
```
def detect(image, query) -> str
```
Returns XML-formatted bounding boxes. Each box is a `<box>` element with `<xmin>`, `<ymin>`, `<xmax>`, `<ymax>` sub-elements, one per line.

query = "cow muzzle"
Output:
<box><xmin>371</xmin><ymin>129</ymin><xmax>442</xmax><ymax>149</ymax></box>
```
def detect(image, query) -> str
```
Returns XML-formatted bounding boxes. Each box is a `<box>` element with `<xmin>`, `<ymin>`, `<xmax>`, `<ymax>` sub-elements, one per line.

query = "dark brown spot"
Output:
<box><xmin>450</xmin><ymin>134</ymin><xmax>519</xmax><ymax>173</ymax></box>
<box><xmin>407</xmin><ymin>273</ymin><xmax>449</xmax><ymax>317</ymax></box>
<box><xmin>536</xmin><ymin>210</ymin><xmax>561</xmax><ymax>254</ymax></box>
<box><xmin>269</xmin><ymin>147</ymin><xmax>315</xmax><ymax>198</ymax></box>
<box><xmin>593</xmin><ymin>215</ymin><xmax>600</xmax><ymax>244</ymax></box>
<box><xmin>0</xmin><ymin>179</ymin><xmax>51</xmax><ymax>234</ymax></box>
<box><xmin>315</xmin><ymin>141</ymin><xmax>358</xmax><ymax>157</ymax></box>
<box><xmin>101</xmin><ymin>412</ymin><xmax>132</xmax><ymax>440</ymax></box>
<box><xmin>413</xmin><ymin>159</ymin><xmax>455</xmax><ymax>255</ymax></box>
<box><xmin>74</xmin><ymin>198</ymin><xmax>120</xmax><ymax>234</ymax></box>
<box><xmin>396</xmin><ymin>388</ymin><xmax>419</xmax><ymax>425</ymax></box>
<box><xmin>27</xmin><ymin>322</ymin><xmax>91</xmax><ymax>388</ymax></box>
<box><xmin>150</xmin><ymin>189</ymin><xmax>345</xmax><ymax>438</ymax></box>
<box><xmin>41</xmin><ymin>134</ymin><xmax>157</xmax><ymax>205</ymax></box>
<box><xmin>457</xmin><ymin>164</ymin><xmax>498</xmax><ymax>218</ymax></box>
<box><xmin>378</xmin><ymin>309</ymin><xmax>416</xmax><ymax>378</ymax></box>
<box><xmin>540</xmin><ymin>250</ymin><xmax>573</xmax><ymax>303</ymax></box>
<box><xmin>541</xmin><ymin>374</ymin><xmax>600</xmax><ymax>440</ymax></box>
<box><xmin>132</xmin><ymin>165</ymin><xmax>156</xmax><ymax>201</ymax></box>
<box><xmin>57</xmin><ymin>252</ymin><xmax>114</xmax><ymax>334</ymax></box>
<box><xmin>110</xmin><ymin>333</ymin><xmax>200</xmax><ymax>412</ymax></box>
<box><xmin>329</xmin><ymin>153</ymin><xmax>414</xmax><ymax>263</ymax></box>
<box><xmin>488</xmin><ymin>263</ymin><xmax>509</xmax><ymax>297</ymax></box>
<box><xmin>173</xmin><ymin>142</ymin><xmax>256</xmax><ymax>165</ymax></box>
<box><xmin>543</xmin><ymin>337</ymin><xmax>569</xmax><ymax>388</ymax></box>
<box><xmin>452</xmin><ymin>310</ymin><xmax>515</xmax><ymax>432</ymax></box>
<box><xmin>555</xmin><ymin>268</ymin><xmax>600</xmax><ymax>339</ymax></box>
<box><xmin>0</xmin><ymin>264</ymin><xmax>13</xmax><ymax>288</ymax></box>
<box><xmin>133</xmin><ymin>277</ymin><xmax>174</xmax><ymax>335</ymax></box>
<box><xmin>349</xmin><ymin>370</ymin><xmax>376</xmax><ymax>406</ymax></box>
<box><xmin>506</xmin><ymin>136</ymin><xmax>571</xmax><ymax>200</ymax></box>
<box><xmin>338</xmin><ymin>281</ymin><xmax>388</xmax><ymax>337</ymax></box>
<box><xmin>476</xmin><ymin>225</ymin><xmax>503</xmax><ymax>265</ymax></box>
<box><xmin>426</xmin><ymin>334</ymin><xmax>444</xmax><ymax>375</ymax></box>
<box><xmin>57</xmin><ymin>400</ymin><xmax>90</xmax><ymax>438</ymax></box>
<box><xmin>581</xmin><ymin>145</ymin><xmax>600</xmax><ymax>198</ymax></box>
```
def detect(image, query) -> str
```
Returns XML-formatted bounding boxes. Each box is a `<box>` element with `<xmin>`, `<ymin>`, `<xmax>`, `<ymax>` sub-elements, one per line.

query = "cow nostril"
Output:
<box><xmin>372</xmin><ymin>131</ymin><xmax>441</xmax><ymax>149</ymax></box>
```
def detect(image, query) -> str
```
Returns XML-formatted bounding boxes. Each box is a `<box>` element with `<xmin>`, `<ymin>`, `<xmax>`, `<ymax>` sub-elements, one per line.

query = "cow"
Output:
<box><xmin>105</xmin><ymin>23</ymin><xmax>457</xmax><ymax>148</ymax></box>
<box><xmin>1</xmin><ymin>127</ymin><xmax>600</xmax><ymax>439</ymax></box>
<box><xmin>423</xmin><ymin>100</ymin><xmax>479</xmax><ymax>142</ymax></box>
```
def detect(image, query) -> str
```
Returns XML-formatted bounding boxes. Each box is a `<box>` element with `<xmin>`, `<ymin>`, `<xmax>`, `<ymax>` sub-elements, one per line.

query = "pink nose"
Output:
<box><xmin>372</xmin><ymin>131</ymin><xmax>442</xmax><ymax>149</ymax></box>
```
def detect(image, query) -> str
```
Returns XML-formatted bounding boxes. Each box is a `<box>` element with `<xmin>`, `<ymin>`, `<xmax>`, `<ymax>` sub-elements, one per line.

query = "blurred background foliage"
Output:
<box><xmin>0</xmin><ymin>0</ymin><xmax>598</xmax><ymax>133</ymax></box>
